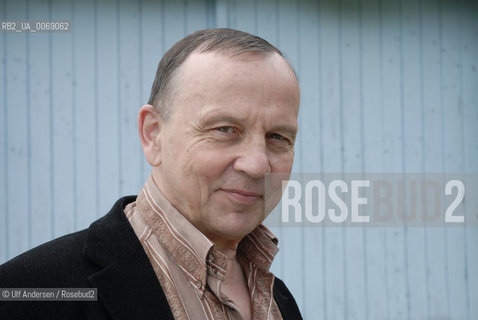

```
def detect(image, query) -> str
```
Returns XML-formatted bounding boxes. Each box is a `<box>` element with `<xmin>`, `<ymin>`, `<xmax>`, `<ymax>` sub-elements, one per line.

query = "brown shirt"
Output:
<box><xmin>124</xmin><ymin>175</ymin><xmax>283</xmax><ymax>320</ymax></box>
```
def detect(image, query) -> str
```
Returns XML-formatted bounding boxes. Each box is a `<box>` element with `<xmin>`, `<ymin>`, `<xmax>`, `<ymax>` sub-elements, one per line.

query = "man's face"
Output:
<box><xmin>154</xmin><ymin>51</ymin><xmax>300</xmax><ymax>249</ymax></box>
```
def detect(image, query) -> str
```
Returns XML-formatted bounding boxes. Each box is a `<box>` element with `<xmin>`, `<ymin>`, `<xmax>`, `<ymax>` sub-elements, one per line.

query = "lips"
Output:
<box><xmin>220</xmin><ymin>188</ymin><xmax>263</xmax><ymax>205</ymax></box>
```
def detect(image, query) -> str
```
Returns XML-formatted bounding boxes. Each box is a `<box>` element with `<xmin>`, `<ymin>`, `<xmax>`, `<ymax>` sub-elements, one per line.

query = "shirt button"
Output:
<box><xmin>209</xmin><ymin>266</ymin><xmax>217</xmax><ymax>274</ymax></box>
<box><xmin>194</xmin><ymin>280</ymin><xmax>202</xmax><ymax>289</ymax></box>
<box><xmin>207</xmin><ymin>254</ymin><xmax>216</xmax><ymax>263</ymax></box>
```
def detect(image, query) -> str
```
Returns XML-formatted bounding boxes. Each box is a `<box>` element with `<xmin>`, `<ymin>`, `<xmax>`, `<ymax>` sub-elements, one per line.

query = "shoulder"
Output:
<box><xmin>273</xmin><ymin>277</ymin><xmax>303</xmax><ymax>320</ymax></box>
<box><xmin>0</xmin><ymin>195</ymin><xmax>138</xmax><ymax>288</ymax></box>
<box><xmin>0</xmin><ymin>196</ymin><xmax>142</xmax><ymax>320</ymax></box>
<box><xmin>0</xmin><ymin>229</ymin><xmax>91</xmax><ymax>287</ymax></box>
<box><xmin>0</xmin><ymin>230</ymin><xmax>108</xmax><ymax>320</ymax></box>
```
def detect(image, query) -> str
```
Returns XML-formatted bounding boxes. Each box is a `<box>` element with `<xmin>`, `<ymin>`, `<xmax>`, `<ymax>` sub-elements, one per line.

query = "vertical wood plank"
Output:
<box><xmin>319</xmin><ymin>1</ymin><xmax>346</xmax><ymax>318</ymax></box>
<box><xmin>461</xmin><ymin>1</ymin><xmax>478</xmax><ymax>319</ymax></box>
<box><xmin>215</xmin><ymin>0</ymin><xmax>229</xmax><ymax>28</ymax></box>
<box><xmin>0</xmin><ymin>0</ymin><xmax>8</xmax><ymax>263</ymax></box>
<box><xmin>28</xmin><ymin>0</ymin><xmax>53</xmax><ymax>247</ymax></box>
<box><xmin>185</xmin><ymin>0</ymin><xmax>209</xmax><ymax>33</ymax></box>
<box><xmin>229</xmin><ymin>0</ymin><xmax>256</xmax><ymax>33</ymax></box>
<box><xmin>361</xmin><ymin>0</ymin><xmax>390</xmax><ymax>317</ymax></box>
<box><xmin>118</xmin><ymin>0</ymin><xmax>143</xmax><ymax>197</ymax></box>
<box><xmin>256</xmin><ymin>0</ymin><xmax>277</xmax><ymax>44</ymax></box>
<box><xmin>421</xmin><ymin>0</ymin><xmax>450</xmax><ymax>318</ymax></box>
<box><xmin>96</xmin><ymin>0</ymin><xmax>121</xmax><ymax>216</ymax></box>
<box><xmin>51</xmin><ymin>0</ymin><xmax>75</xmax><ymax>238</ymax></box>
<box><xmin>5</xmin><ymin>0</ymin><xmax>30</xmax><ymax>260</ymax></box>
<box><xmin>380</xmin><ymin>0</ymin><xmax>409</xmax><ymax>319</ymax></box>
<box><xmin>400</xmin><ymin>0</ymin><xmax>429</xmax><ymax>319</ymax></box>
<box><xmin>441</xmin><ymin>1</ymin><xmax>468</xmax><ymax>318</ymax></box>
<box><xmin>340</xmin><ymin>0</ymin><xmax>368</xmax><ymax>319</ymax></box>
<box><xmin>163</xmin><ymin>0</ymin><xmax>186</xmax><ymax>50</ymax></box>
<box><xmin>73</xmin><ymin>0</ymin><xmax>97</xmax><ymax>230</ymax></box>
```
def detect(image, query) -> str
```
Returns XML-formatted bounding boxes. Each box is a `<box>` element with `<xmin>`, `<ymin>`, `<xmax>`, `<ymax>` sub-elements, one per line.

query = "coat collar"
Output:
<box><xmin>83</xmin><ymin>196</ymin><xmax>174</xmax><ymax>320</ymax></box>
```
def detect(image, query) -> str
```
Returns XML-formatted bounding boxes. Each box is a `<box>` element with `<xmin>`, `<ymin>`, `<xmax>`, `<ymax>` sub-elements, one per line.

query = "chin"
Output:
<box><xmin>216</xmin><ymin>215</ymin><xmax>262</xmax><ymax>239</ymax></box>
<box><xmin>205</xmin><ymin>201</ymin><xmax>265</xmax><ymax>238</ymax></box>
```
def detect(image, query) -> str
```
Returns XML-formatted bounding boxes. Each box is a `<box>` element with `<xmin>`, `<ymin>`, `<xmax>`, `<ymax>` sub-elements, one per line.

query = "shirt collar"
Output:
<box><xmin>136</xmin><ymin>174</ymin><xmax>279</xmax><ymax>295</ymax></box>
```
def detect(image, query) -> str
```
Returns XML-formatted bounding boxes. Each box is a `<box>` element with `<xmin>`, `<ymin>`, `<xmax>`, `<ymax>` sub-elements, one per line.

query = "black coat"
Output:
<box><xmin>0</xmin><ymin>196</ymin><xmax>302</xmax><ymax>319</ymax></box>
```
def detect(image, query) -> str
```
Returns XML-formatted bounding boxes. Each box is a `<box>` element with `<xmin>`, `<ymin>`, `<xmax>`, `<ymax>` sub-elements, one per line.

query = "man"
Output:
<box><xmin>0</xmin><ymin>28</ymin><xmax>302</xmax><ymax>319</ymax></box>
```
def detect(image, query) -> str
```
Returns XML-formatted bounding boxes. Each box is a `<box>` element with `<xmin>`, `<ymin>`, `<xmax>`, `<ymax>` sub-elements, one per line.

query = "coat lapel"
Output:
<box><xmin>83</xmin><ymin>196</ymin><xmax>174</xmax><ymax>320</ymax></box>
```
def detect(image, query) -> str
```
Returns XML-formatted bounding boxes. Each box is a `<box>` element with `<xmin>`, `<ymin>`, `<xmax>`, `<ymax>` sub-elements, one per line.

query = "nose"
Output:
<box><xmin>233</xmin><ymin>140</ymin><xmax>271</xmax><ymax>179</ymax></box>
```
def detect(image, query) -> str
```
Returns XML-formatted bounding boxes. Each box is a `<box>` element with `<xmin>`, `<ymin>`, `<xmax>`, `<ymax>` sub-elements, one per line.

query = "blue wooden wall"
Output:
<box><xmin>1</xmin><ymin>0</ymin><xmax>477</xmax><ymax>319</ymax></box>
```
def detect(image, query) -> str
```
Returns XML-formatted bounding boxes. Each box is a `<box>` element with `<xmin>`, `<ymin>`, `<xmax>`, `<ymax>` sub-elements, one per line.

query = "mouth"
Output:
<box><xmin>220</xmin><ymin>188</ymin><xmax>263</xmax><ymax>205</ymax></box>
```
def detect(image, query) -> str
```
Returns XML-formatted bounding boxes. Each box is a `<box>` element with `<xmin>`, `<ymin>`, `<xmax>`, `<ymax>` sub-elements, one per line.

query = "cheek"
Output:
<box><xmin>270</xmin><ymin>153</ymin><xmax>295</xmax><ymax>172</ymax></box>
<box><xmin>182</xmin><ymin>148</ymin><xmax>232</xmax><ymax>188</ymax></box>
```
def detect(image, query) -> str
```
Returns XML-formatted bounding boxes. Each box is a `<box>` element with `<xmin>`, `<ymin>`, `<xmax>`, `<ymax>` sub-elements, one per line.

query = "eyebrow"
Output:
<box><xmin>199</xmin><ymin>112</ymin><xmax>248</xmax><ymax>127</ymax></box>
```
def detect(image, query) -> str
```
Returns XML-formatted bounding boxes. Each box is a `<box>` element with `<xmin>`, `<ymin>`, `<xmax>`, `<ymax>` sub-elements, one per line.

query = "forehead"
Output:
<box><xmin>182</xmin><ymin>50</ymin><xmax>296</xmax><ymax>78</ymax></box>
<box><xmin>174</xmin><ymin>50</ymin><xmax>299</xmax><ymax>105</ymax></box>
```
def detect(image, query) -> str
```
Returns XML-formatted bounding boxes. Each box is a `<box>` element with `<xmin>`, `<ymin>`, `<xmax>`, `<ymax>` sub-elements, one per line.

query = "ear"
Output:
<box><xmin>138</xmin><ymin>104</ymin><xmax>162</xmax><ymax>167</ymax></box>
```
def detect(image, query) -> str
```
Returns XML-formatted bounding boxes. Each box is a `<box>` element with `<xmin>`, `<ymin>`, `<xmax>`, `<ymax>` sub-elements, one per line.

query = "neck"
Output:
<box><xmin>208</xmin><ymin>235</ymin><xmax>241</xmax><ymax>253</ymax></box>
<box><xmin>219</xmin><ymin>248</ymin><xmax>237</xmax><ymax>260</ymax></box>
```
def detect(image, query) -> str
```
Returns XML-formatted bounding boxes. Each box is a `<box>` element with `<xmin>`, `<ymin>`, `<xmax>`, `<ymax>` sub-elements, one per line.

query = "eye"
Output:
<box><xmin>269</xmin><ymin>133</ymin><xmax>284</xmax><ymax>140</ymax></box>
<box><xmin>216</xmin><ymin>126</ymin><xmax>236</xmax><ymax>134</ymax></box>
<box><xmin>267</xmin><ymin>132</ymin><xmax>293</xmax><ymax>148</ymax></box>
<box><xmin>267</xmin><ymin>132</ymin><xmax>289</xmax><ymax>142</ymax></box>
<box><xmin>212</xmin><ymin>126</ymin><xmax>241</xmax><ymax>139</ymax></box>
